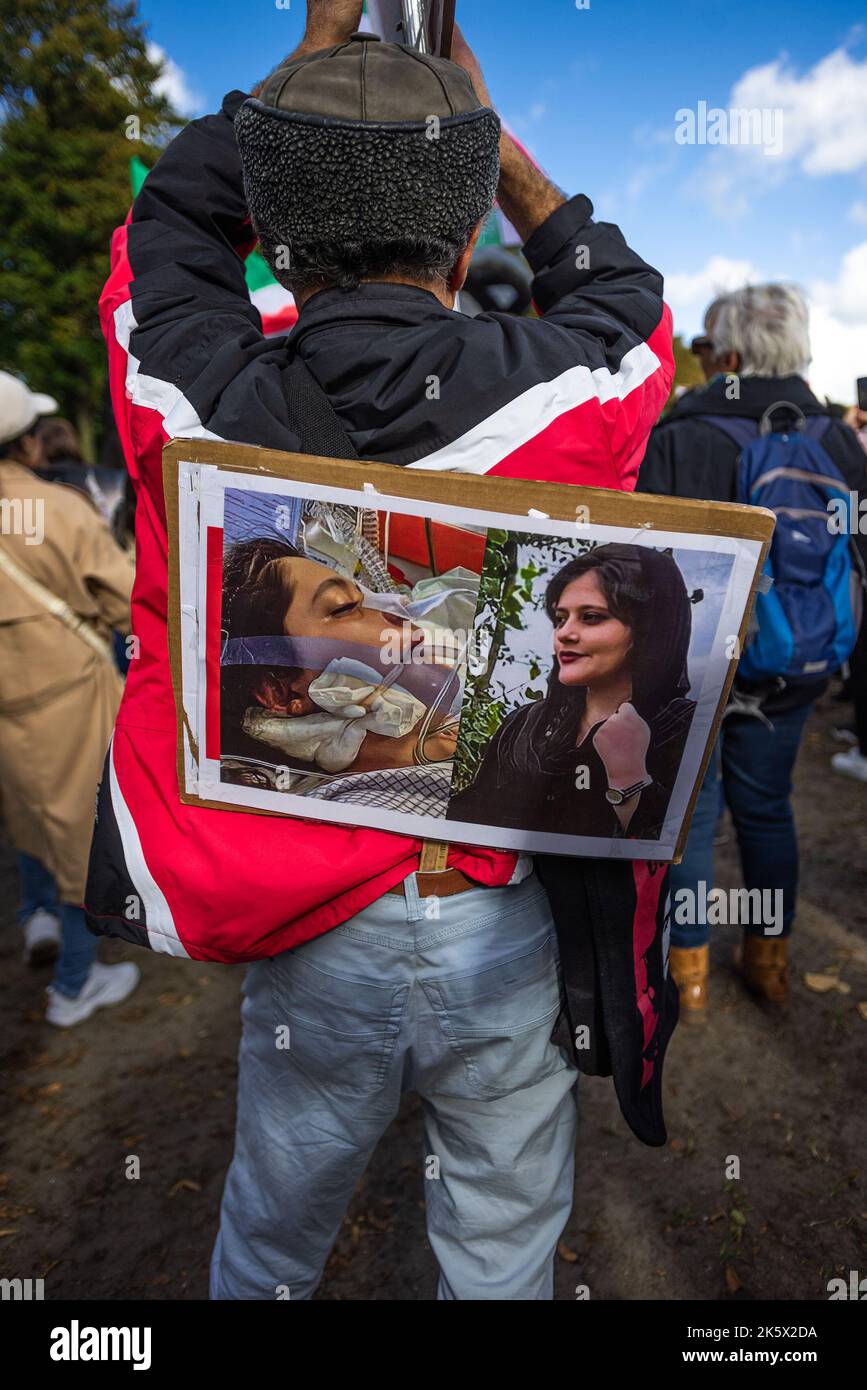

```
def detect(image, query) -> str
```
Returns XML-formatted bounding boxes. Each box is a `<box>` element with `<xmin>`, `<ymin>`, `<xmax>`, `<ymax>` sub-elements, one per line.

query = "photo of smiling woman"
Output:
<box><xmin>448</xmin><ymin>543</ymin><xmax>698</xmax><ymax>841</ymax></box>
<box><xmin>218</xmin><ymin>527</ymin><xmax>471</xmax><ymax>818</ymax></box>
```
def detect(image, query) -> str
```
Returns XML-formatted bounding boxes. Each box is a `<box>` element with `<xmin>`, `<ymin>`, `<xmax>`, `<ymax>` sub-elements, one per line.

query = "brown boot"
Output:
<box><xmin>736</xmin><ymin>934</ymin><xmax>788</xmax><ymax>1003</ymax></box>
<box><xmin>670</xmin><ymin>945</ymin><xmax>709</xmax><ymax>1023</ymax></box>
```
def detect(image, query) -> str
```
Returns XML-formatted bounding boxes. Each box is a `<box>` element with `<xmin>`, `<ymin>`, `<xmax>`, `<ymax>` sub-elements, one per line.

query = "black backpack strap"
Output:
<box><xmin>281</xmin><ymin>354</ymin><xmax>360</xmax><ymax>461</ymax></box>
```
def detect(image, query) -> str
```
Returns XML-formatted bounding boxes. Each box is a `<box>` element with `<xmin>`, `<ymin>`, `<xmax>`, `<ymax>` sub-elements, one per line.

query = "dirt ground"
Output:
<box><xmin>1</xmin><ymin>695</ymin><xmax>865</xmax><ymax>1302</ymax></box>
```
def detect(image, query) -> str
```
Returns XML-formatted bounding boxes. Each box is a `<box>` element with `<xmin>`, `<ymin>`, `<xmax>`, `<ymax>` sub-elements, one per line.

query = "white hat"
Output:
<box><xmin>0</xmin><ymin>371</ymin><xmax>58</xmax><ymax>447</ymax></box>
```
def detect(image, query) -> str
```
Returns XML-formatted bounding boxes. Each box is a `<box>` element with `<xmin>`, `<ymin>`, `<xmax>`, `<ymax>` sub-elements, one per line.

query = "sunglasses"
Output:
<box><xmin>690</xmin><ymin>335</ymin><xmax>714</xmax><ymax>355</ymax></box>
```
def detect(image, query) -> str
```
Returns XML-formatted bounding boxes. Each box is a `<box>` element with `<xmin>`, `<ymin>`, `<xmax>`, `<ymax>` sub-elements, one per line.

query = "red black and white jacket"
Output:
<box><xmin>86</xmin><ymin>90</ymin><xmax>677</xmax><ymax>1144</ymax></box>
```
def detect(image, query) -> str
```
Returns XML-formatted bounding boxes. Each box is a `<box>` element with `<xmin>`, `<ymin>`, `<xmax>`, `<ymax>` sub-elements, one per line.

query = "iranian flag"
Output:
<box><xmin>130</xmin><ymin>156</ymin><xmax>298</xmax><ymax>338</ymax></box>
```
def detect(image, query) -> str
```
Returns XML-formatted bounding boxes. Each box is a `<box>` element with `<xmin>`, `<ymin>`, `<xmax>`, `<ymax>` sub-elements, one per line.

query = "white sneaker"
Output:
<box><xmin>23</xmin><ymin>909</ymin><xmax>61</xmax><ymax>967</ymax></box>
<box><xmin>46</xmin><ymin>961</ymin><xmax>141</xmax><ymax>1028</ymax></box>
<box><xmin>831</xmin><ymin>747</ymin><xmax>867</xmax><ymax>783</ymax></box>
<box><xmin>831</xmin><ymin>724</ymin><xmax>858</xmax><ymax>746</ymax></box>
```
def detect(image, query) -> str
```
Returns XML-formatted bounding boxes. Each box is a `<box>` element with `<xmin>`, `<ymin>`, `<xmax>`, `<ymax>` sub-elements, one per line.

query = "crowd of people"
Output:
<box><xmin>1</xmin><ymin>0</ymin><xmax>865</xmax><ymax>1301</ymax></box>
<box><xmin>639</xmin><ymin>283</ymin><xmax>867</xmax><ymax>1017</ymax></box>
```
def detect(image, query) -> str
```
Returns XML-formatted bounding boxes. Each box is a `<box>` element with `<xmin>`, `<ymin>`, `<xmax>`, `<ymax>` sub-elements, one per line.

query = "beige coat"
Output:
<box><xmin>0</xmin><ymin>460</ymin><xmax>134</xmax><ymax>901</ymax></box>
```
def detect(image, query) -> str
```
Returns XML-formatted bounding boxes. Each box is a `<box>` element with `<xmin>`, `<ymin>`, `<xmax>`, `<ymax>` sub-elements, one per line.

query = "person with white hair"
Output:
<box><xmin>638</xmin><ymin>282</ymin><xmax>867</xmax><ymax>1019</ymax></box>
<box><xmin>700</xmin><ymin>283</ymin><xmax>811</xmax><ymax>379</ymax></box>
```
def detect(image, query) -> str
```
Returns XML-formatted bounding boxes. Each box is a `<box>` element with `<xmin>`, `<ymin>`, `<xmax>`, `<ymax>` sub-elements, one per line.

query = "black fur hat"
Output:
<box><xmin>234</xmin><ymin>34</ymin><xmax>501</xmax><ymax>292</ymax></box>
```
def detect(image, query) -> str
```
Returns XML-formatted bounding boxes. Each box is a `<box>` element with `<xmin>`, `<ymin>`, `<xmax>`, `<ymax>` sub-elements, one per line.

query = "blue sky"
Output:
<box><xmin>140</xmin><ymin>0</ymin><xmax>867</xmax><ymax>400</ymax></box>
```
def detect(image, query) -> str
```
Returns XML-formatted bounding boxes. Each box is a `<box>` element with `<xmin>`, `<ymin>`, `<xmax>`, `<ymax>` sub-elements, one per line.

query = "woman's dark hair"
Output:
<box><xmin>221</xmin><ymin>537</ymin><xmax>302</xmax><ymax>724</ymax></box>
<box><xmin>222</xmin><ymin>536</ymin><xmax>301</xmax><ymax>639</ymax></box>
<box><xmin>512</xmin><ymin>543</ymin><xmax>694</xmax><ymax>773</ymax></box>
<box><xmin>34</xmin><ymin>416</ymin><xmax>84</xmax><ymax>465</ymax></box>
<box><xmin>1</xmin><ymin>426</ymin><xmax>37</xmax><ymax>460</ymax></box>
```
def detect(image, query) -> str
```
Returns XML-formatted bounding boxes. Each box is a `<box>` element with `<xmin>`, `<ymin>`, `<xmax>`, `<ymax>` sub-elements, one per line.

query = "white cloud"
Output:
<box><xmin>685</xmin><ymin>164</ymin><xmax>754</xmax><ymax>222</ymax></box>
<box><xmin>147</xmin><ymin>42</ymin><xmax>201</xmax><ymax>117</ymax></box>
<box><xmin>730</xmin><ymin>47</ymin><xmax>867</xmax><ymax>176</ymax></box>
<box><xmin>811</xmin><ymin>240</ymin><xmax>867</xmax><ymax>324</ymax></box>
<box><xmin>678</xmin><ymin>45</ymin><xmax>867</xmax><ymax>219</ymax></box>
<box><xmin>849</xmin><ymin>200</ymin><xmax>867</xmax><ymax>227</ymax></box>
<box><xmin>808</xmin><ymin>240</ymin><xmax>867</xmax><ymax>400</ymax></box>
<box><xmin>664</xmin><ymin>245</ymin><xmax>867</xmax><ymax>403</ymax></box>
<box><xmin>664</xmin><ymin>255</ymin><xmax>764</xmax><ymax>335</ymax></box>
<box><xmin>505</xmin><ymin>101</ymin><xmax>548</xmax><ymax>134</ymax></box>
<box><xmin>807</xmin><ymin>304</ymin><xmax>867</xmax><ymax>403</ymax></box>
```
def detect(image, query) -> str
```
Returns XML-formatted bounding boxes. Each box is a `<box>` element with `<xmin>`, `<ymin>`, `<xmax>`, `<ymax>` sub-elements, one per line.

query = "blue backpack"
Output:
<box><xmin>698</xmin><ymin>402</ymin><xmax>861</xmax><ymax>683</ymax></box>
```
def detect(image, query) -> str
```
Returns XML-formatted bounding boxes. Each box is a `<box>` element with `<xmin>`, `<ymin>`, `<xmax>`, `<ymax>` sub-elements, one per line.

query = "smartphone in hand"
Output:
<box><xmin>857</xmin><ymin>376</ymin><xmax>867</xmax><ymax>413</ymax></box>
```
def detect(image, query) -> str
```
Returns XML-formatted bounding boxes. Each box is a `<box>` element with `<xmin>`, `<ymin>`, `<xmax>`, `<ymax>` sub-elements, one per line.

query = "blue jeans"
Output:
<box><xmin>669</xmin><ymin>703</ymin><xmax>814</xmax><ymax>947</ymax></box>
<box><xmin>17</xmin><ymin>851</ymin><xmax>97</xmax><ymax>997</ymax></box>
<box><xmin>211</xmin><ymin>872</ymin><xmax>578</xmax><ymax>1301</ymax></box>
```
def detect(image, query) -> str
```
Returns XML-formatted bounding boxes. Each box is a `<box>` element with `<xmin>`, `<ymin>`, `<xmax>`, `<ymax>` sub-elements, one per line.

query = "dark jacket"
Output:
<box><xmin>638</xmin><ymin>373</ymin><xmax>867</xmax><ymax>713</ymax></box>
<box><xmin>85</xmin><ymin>89</ymin><xmax>677</xmax><ymax>1146</ymax></box>
<box><xmin>450</xmin><ymin>696</ymin><xmax>696</xmax><ymax>840</ymax></box>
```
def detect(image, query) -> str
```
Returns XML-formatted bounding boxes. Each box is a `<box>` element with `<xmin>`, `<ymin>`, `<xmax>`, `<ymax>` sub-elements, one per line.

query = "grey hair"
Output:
<box><xmin>705</xmin><ymin>283</ymin><xmax>811</xmax><ymax>378</ymax></box>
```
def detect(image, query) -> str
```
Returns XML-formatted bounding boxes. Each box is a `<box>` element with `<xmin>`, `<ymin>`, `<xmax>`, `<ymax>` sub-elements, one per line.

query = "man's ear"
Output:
<box><xmin>448</xmin><ymin>220</ymin><xmax>485</xmax><ymax>295</ymax></box>
<box><xmin>253</xmin><ymin>672</ymin><xmax>304</xmax><ymax>715</ymax></box>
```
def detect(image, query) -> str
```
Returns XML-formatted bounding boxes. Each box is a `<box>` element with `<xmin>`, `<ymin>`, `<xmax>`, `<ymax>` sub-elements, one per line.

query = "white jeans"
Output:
<box><xmin>210</xmin><ymin>871</ymin><xmax>579</xmax><ymax>1300</ymax></box>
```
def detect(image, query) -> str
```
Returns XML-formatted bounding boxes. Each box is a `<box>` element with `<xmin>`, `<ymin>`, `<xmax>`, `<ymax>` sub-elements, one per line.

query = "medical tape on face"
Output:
<box><xmin>220</xmin><ymin>635</ymin><xmax>457</xmax><ymax>708</ymax></box>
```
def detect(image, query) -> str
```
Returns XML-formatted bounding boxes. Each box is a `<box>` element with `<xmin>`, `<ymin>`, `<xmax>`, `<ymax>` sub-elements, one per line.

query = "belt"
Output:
<box><xmin>388</xmin><ymin>867</ymin><xmax>477</xmax><ymax>899</ymax></box>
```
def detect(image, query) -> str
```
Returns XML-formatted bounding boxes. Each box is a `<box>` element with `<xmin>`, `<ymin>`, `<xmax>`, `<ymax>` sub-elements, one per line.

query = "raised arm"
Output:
<box><xmin>99</xmin><ymin>0</ymin><xmax>365</xmax><ymax>513</ymax></box>
<box><xmin>449</xmin><ymin>24</ymin><xmax>674</xmax><ymax>491</ymax></box>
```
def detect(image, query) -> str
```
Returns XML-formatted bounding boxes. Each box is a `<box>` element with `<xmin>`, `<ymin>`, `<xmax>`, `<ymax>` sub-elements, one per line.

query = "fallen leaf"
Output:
<box><xmin>0</xmin><ymin>1229</ymin><xmax>17</xmax><ymax>1238</ymax></box>
<box><xmin>557</xmin><ymin>1239</ymin><xmax>579</xmax><ymax>1263</ymax></box>
<box><xmin>168</xmin><ymin>1178</ymin><xmax>201</xmax><ymax>1197</ymax></box>
<box><xmin>857</xmin><ymin>1002</ymin><xmax>867</xmax><ymax>1022</ymax></box>
<box><xmin>725</xmin><ymin>1265</ymin><xmax>742</xmax><ymax>1293</ymax></box>
<box><xmin>804</xmin><ymin>973</ymin><xmax>841</xmax><ymax>993</ymax></box>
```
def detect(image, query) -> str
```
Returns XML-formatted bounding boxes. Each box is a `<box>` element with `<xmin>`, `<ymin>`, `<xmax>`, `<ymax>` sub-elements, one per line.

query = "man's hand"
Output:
<box><xmin>251</xmin><ymin>0</ymin><xmax>363</xmax><ymax>96</ymax></box>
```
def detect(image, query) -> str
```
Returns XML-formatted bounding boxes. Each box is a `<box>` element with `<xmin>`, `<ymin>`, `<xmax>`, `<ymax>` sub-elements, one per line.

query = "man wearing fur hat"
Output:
<box><xmin>89</xmin><ymin>0</ymin><xmax>676</xmax><ymax>1299</ymax></box>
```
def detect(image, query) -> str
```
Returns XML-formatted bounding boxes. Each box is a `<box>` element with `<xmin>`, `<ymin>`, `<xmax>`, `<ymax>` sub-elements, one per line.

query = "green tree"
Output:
<box><xmin>0</xmin><ymin>0</ymin><xmax>181</xmax><ymax>459</ymax></box>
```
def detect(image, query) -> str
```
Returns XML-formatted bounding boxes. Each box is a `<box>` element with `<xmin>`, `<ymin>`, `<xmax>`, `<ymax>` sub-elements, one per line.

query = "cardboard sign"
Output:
<box><xmin>164</xmin><ymin>440</ymin><xmax>774</xmax><ymax>862</ymax></box>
